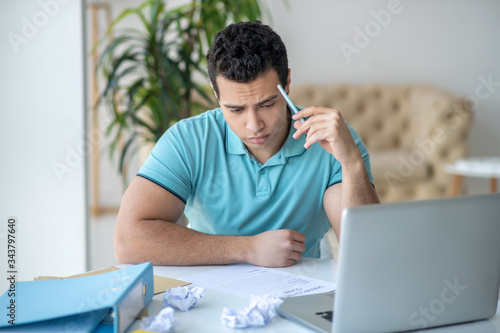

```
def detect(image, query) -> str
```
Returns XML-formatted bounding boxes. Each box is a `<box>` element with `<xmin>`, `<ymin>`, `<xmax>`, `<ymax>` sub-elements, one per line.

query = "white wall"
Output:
<box><xmin>266</xmin><ymin>0</ymin><xmax>500</xmax><ymax>193</ymax></box>
<box><xmin>0</xmin><ymin>0</ymin><xmax>87</xmax><ymax>293</ymax></box>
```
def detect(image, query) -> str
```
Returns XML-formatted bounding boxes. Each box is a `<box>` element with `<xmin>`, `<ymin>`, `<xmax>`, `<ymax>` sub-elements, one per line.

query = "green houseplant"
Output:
<box><xmin>95</xmin><ymin>0</ymin><xmax>268</xmax><ymax>178</ymax></box>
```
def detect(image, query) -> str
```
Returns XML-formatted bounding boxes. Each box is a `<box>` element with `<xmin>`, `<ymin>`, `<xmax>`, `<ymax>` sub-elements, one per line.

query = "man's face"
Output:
<box><xmin>215</xmin><ymin>68</ymin><xmax>291</xmax><ymax>164</ymax></box>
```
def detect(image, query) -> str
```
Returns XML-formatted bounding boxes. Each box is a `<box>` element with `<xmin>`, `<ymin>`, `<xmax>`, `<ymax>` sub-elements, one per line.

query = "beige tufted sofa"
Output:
<box><xmin>289</xmin><ymin>85</ymin><xmax>473</xmax><ymax>204</ymax></box>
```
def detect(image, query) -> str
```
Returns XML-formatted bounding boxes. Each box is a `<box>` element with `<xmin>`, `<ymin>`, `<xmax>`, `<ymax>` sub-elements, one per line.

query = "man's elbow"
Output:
<box><xmin>113</xmin><ymin>222</ymin><xmax>140</xmax><ymax>264</ymax></box>
<box><xmin>114</xmin><ymin>243</ymin><xmax>130</xmax><ymax>264</ymax></box>
<box><xmin>114</xmin><ymin>234</ymin><xmax>131</xmax><ymax>264</ymax></box>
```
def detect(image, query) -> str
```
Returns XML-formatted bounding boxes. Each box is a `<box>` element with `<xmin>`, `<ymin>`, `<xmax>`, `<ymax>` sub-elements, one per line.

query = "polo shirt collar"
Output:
<box><xmin>225</xmin><ymin>118</ymin><xmax>306</xmax><ymax>158</ymax></box>
<box><xmin>226</xmin><ymin>123</ymin><xmax>247</xmax><ymax>155</ymax></box>
<box><xmin>282</xmin><ymin>118</ymin><xmax>306</xmax><ymax>158</ymax></box>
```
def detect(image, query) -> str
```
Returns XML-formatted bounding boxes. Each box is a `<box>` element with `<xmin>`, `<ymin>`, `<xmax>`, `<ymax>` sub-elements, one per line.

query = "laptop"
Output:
<box><xmin>278</xmin><ymin>193</ymin><xmax>500</xmax><ymax>333</ymax></box>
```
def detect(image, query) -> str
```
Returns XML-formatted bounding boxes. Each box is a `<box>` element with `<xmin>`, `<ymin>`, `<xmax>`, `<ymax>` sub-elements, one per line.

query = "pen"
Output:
<box><xmin>277</xmin><ymin>84</ymin><xmax>305</xmax><ymax>123</ymax></box>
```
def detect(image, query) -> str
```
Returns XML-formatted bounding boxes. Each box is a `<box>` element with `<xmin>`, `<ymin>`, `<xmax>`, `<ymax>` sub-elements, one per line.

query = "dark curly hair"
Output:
<box><xmin>206</xmin><ymin>21</ymin><xmax>288</xmax><ymax>98</ymax></box>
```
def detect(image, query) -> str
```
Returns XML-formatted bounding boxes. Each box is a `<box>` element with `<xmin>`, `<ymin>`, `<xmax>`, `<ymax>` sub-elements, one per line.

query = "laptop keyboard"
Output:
<box><xmin>315</xmin><ymin>311</ymin><xmax>333</xmax><ymax>322</ymax></box>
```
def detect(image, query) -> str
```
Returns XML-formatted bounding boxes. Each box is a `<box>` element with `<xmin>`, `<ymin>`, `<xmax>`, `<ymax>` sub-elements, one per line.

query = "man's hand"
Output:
<box><xmin>291</xmin><ymin>106</ymin><xmax>379</xmax><ymax>240</ymax></box>
<box><xmin>292</xmin><ymin>106</ymin><xmax>362</xmax><ymax>164</ymax></box>
<box><xmin>246</xmin><ymin>229</ymin><xmax>306</xmax><ymax>267</ymax></box>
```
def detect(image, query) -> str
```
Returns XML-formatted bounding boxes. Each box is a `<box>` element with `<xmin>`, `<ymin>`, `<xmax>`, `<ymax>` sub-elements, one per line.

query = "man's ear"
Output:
<box><xmin>285</xmin><ymin>68</ymin><xmax>292</xmax><ymax>94</ymax></box>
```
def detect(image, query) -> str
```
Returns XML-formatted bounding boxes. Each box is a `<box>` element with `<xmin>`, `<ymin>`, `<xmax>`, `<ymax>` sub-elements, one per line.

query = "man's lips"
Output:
<box><xmin>247</xmin><ymin>134</ymin><xmax>270</xmax><ymax>144</ymax></box>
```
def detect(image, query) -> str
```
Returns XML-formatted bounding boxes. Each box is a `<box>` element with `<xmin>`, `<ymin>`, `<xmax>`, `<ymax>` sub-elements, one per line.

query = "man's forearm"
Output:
<box><xmin>341</xmin><ymin>159</ymin><xmax>380</xmax><ymax>207</ymax></box>
<box><xmin>114</xmin><ymin>219</ymin><xmax>252</xmax><ymax>266</ymax></box>
<box><xmin>334</xmin><ymin>159</ymin><xmax>380</xmax><ymax>236</ymax></box>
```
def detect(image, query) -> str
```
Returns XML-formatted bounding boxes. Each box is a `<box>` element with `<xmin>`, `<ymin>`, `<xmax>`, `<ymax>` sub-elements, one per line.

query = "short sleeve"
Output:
<box><xmin>327</xmin><ymin>122</ymin><xmax>374</xmax><ymax>187</ymax></box>
<box><xmin>137</xmin><ymin>124</ymin><xmax>193</xmax><ymax>203</ymax></box>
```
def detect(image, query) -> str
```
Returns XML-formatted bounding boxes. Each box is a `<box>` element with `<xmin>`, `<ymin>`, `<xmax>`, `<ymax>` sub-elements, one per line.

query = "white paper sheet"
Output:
<box><xmin>180</xmin><ymin>264</ymin><xmax>336</xmax><ymax>299</ymax></box>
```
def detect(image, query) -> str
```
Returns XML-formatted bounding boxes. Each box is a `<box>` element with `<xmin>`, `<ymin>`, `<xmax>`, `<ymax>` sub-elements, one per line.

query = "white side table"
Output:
<box><xmin>444</xmin><ymin>157</ymin><xmax>500</xmax><ymax>196</ymax></box>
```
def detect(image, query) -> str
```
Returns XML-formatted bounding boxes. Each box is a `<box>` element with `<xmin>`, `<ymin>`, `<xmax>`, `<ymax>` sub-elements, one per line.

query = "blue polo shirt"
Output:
<box><xmin>138</xmin><ymin>108</ymin><xmax>373</xmax><ymax>257</ymax></box>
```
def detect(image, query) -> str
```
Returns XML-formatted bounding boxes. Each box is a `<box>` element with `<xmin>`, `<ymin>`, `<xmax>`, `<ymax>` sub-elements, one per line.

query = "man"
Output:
<box><xmin>114</xmin><ymin>21</ymin><xmax>379</xmax><ymax>268</ymax></box>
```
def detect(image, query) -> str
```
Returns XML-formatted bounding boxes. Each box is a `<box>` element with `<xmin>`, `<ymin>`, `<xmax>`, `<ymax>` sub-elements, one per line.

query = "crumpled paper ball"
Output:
<box><xmin>162</xmin><ymin>286</ymin><xmax>204</xmax><ymax>311</ymax></box>
<box><xmin>141</xmin><ymin>306</ymin><xmax>177</xmax><ymax>333</ymax></box>
<box><xmin>220</xmin><ymin>294</ymin><xmax>283</xmax><ymax>328</ymax></box>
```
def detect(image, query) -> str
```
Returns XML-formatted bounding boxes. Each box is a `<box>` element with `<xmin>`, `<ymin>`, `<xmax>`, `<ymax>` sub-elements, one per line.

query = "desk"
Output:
<box><xmin>126</xmin><ymin>258</ymin><xmax>500</xmax><ymax>333</ymax></box>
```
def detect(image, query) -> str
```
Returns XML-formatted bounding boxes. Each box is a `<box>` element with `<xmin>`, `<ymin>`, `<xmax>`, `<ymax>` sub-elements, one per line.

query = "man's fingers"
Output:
<box><xmin>292</xmin><ymin>106</ymin><xmax>313</xmax><ymax>120</ymax></box>
<box><xmin>305</xmin><ymin>127</ymin><xmax>334</xmax><ymax>149</ymax></box>
<box><xmin>289</xmin><ymin>250</ymin><xmax>303</xmax><ymax>262</ymax></box>
<box><xmin>292</xmin><ymin>120</ymin><xmax>308</xmax><ymax>138</ymax></box>
<box><xmin>292</xmin><ymin>241</ymin><xmax>306</xmax><ymax>254</ymax></box>
<box><xmin>293</xmin><ymin>105</ymin><xmax>333</xmax><ymax>120</ymax></box>
<box><xmin>293</xmin><ymin>120</ymin><xmax>301</xmax><ymax>130</ymax></box>
<box><xmin>291</xmin><ymin>230</ymin><xmax>306</xmax><ymax>243</ymax></box>
<box><xmin>293</xmin><ymin>113</ymin><xmax>332</xmax><ymax>139</ymax></box>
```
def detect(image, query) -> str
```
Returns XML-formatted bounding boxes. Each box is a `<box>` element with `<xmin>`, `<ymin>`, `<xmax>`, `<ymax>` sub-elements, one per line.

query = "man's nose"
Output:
<box><xmin>246</xmin><ymin>110</ymin><xmax>264</xmax><ymax>133</ymax></box>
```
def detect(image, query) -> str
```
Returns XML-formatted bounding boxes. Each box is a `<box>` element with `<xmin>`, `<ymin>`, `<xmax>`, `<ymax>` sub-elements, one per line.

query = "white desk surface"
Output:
<box><xmin>126</xmin><ymin>258</ymin><xmax>500</xmax><ymax>333</ymax></box>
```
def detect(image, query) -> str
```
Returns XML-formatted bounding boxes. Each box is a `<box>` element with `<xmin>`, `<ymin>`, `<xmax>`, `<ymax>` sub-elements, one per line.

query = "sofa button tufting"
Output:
<box><xmin>392</xmin><ymin>100</ymin><xmax>400</xmax><ymax>113</ymax></box>
<box><xmin>357</xmin><ymin>102</ymin><xmax>366</xmax><ymax>115</ymax></box>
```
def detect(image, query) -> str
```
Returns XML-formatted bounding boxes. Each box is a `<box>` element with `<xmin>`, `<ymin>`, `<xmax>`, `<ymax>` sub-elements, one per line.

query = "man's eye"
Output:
<box><xmin>262</xmin><ymin>103</ymin><xmax>275</xmax><ymax>108</ymax></box>
<box><xmin>230</xmin><ymin>108</ymin><xmax>243</xmax><ymax>113</ymax></box>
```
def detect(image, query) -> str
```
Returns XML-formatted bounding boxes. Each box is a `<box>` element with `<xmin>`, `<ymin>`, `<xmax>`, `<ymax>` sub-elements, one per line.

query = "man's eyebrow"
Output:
<box><xmin>222</xmin><ymin>95</ymin><xmax>279</xmax><ymax>109</ymax></box>
<box><xmin>255</xmin><ymin>95</ymin><xmax>279</xmax><ymax>107</ymax></box>
<box><xmin>222</xmin><ymin>102</ymin><xmax>244</xmax><ymax>109</ymax></box>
